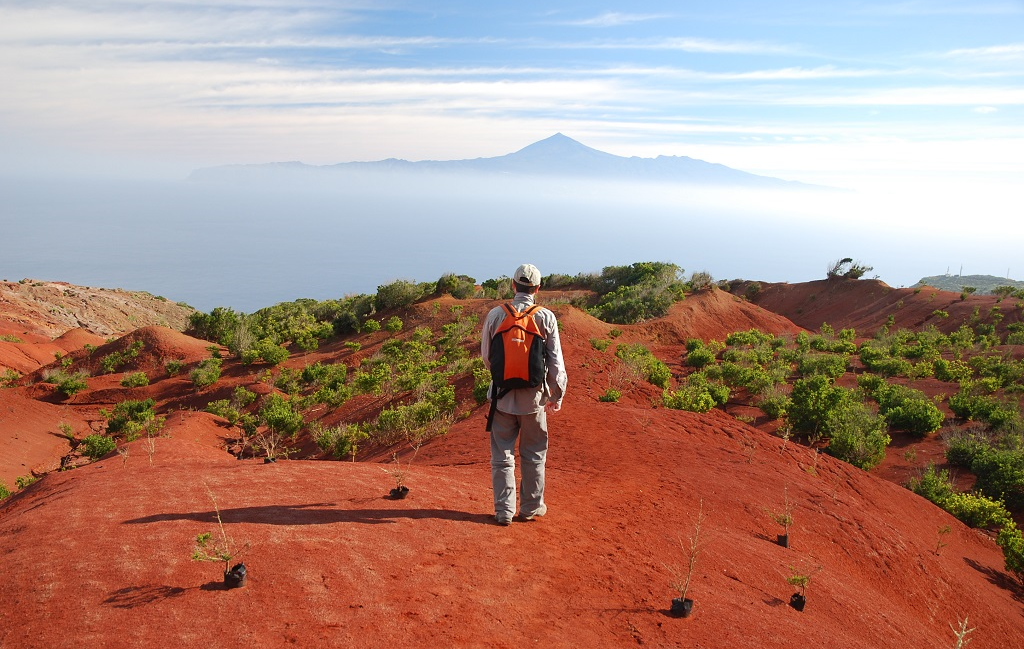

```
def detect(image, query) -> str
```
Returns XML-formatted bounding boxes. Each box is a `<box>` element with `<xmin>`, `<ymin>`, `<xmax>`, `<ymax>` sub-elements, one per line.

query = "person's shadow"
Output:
<box><xmin>123</xmin><ymin>502</ymin><xmax>494</xmax><ymax>527</ymax></box>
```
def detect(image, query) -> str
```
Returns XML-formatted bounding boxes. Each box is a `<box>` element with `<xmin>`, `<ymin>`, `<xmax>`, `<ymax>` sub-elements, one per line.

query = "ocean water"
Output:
<box><xmin>1</xmin><ymin>173</ymin><xmax>1017</xmax><ymax>313</ymax></box>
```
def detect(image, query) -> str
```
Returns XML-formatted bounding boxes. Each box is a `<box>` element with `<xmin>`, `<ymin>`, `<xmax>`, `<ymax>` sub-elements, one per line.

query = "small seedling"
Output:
<box><xmin>666</xmin><ymin>499</ymin><xmax>707</xmax><ymax>618</ymax></box>
<box><xmin>935</xmin><ymin>525</ymin><xmax>952</xmax><ymax>555</ymax></box>
<box><xmin>768</xmin><ymin>487</ymin><xmax>793</xmax><ymax>546</ymax></box>
<box><xmin>191</xmin><ymin>484</ymin><xmax>250</xmax><ymax>586</ymax></box>
<box><xmin>785</xmin><ymin>563</ymin><xmax>822</xmax><ymax>611</ymax></box>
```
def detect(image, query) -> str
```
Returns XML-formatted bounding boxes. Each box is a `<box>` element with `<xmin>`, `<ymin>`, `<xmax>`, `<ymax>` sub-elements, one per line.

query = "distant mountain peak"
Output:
<box><xmin>189</xmin><ymin>133</ymin><xmax>817</xmax><ymax>189</ymax></box>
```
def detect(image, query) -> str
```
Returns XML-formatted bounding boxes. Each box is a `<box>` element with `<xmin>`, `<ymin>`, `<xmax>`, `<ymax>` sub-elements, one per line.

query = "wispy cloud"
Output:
<box><xmin>562</xmin><ymin>12</ymin><xmax>668</xmax><ymax>27</ymax></box>
<box><xmin>943</xmin><ymin>43</ymin><xmax>1024</xmax><ymax>62</ymax></box>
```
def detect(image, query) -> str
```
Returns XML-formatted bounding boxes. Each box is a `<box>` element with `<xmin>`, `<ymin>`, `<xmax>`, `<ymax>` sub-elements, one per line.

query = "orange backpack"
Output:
<box><xmin>486</xmin><ymin>303</ymin><xmax>547</xmax><ymax>430</ymax></box>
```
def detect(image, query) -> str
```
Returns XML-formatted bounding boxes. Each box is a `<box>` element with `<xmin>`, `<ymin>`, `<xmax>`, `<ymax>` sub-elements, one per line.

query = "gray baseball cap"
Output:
<box><xmin>514</xmin><ymin>263</ymin><xmax>541</xmax><ymax>286</ymax></box>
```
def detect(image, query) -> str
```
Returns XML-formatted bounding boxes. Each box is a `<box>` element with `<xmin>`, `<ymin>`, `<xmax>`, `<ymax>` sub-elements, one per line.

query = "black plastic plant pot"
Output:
<box><xmin>389</xmin><ymin>486</ymin><xmax>410</xmax><ymax>500</ymax></box>
<box><xmin>670</xmin><ymin>597</ymin><xmax>694</xmax><ymax>618</ymax></box>
<box><xmin>264</xmin><ymin>457</ymin><xmax>277</xmax><ymax>464</ymax></box>
<box><xmin>789</xmin><ymin>593</ymin><xmax>806</xmax><ymax>612</ymax></box>
<box><xmin>777</xmin><ymin>533</ymin><xmax>790</xmax><ymax>548</ymax></box>
<box><xmin>224</xmin><ymin>563</ymin><xmax>247</xmax><ymax>589</ymax></box>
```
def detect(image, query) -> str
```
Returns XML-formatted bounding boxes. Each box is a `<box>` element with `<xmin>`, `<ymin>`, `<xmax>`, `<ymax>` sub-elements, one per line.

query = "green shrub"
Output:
<box><xmin>15</xmin><ymin>475</ymin><xmax>39</xmax><ymax>489</ymax></box>
<box><xmin>0</xmin><ymin>481</ymin><xmax>9</xmax><ymax>499</ymax></box>
<box><xmin>233</xmin><ymin>385</ymin><xmax>257</xmax><ymax>407</ymax></box>
<box><xmin>362</xmin><ymin>319</ymin><xmax>381</xmax><ymax>333</ymax></box>
<box><xmin>943</xmin><ymin>491</ymin><xmax>1013</xmax><ymax>528</ymax></box>
<box><xmin>99</xmin><ymin>340</ymin><xmax>144</xmax><ymax>374</ymax></box>
<box><xmin>384</xmin><ymin>316</ymin><xmax>404</xmax><ymax>333</ymax></box>
<box><xmin>970</xmin><ymin>448</ymin><xmax>1024</xmax><ymax>508</ymax></box>
<box><xmin>375</xmin><ymin>279</ymin><xmax>424</xmax><ymax>310</ymax></box>
<box><xmin>190</xmin><ymin>358</ymin><xmax>222</xmax><ymax>389</ymax></box>
<box><xmin>260</xmin><ymin>393</ymin><xmax>304</xmax><ymax>437</ymax></box>
<box><xmin>103</xmin><ymin>398</ymin><xmax>156</xmax><ymax>433</ymax></box>
<box><xmin>725</xmin><ymin>329</ymin><xmax>776</xmax><ymax>347</ymax></box>
<box><xmin>686</xmin><ymin>346</ymin><xmax>717</xmax><ymax>369</ymax></box>
<box><xmin>797</xmin><ymin>353</ymin><xmax>849</xmax><ymax>379</ymax></box>
<box><xmin>353</xmin><ymin>363</ymin><xmax>392</xmax><ymax>395</ymax></box>
<box><xmin>599</xmin><ymin>388</ymin><xmax>621</xmax><ymax>403</ymax></box>
<box><xmin>590</xmin><ymin>338</ymin><xmax>611</xmax><ymax>352</ymax></box>
<box><xmin>1</xmin><ymin>368</ymin><xmax>21</xmax><ymax>388</ymax></box>
<box><xmin>663</xmin><ymin>372</ymin><xmax>729</xmax><ymax>413</ymax></box>
<box><xmin>120</xmin><ymin>371</ymin><xmax>149</xmax><ymax>388</ymax></box>
<box><xmin>907</xmin><ymin>464</ymin><xmax>955</xmax><ymax>506</ymax></box>
<box><xmin>48</xmin><ymin>370</ymin><xmax>89</xmax><ymax>397</ymax></box>
<box><xmin>241</xmin><ymin>339</ymin><xmax>289</xmax><ymax>365</ymax></box>
<box><xmin>473</xmin><ymin>365</ymin><xmax>492</xmax><ymax>404</ymax></box>
<box><xmin>663</xmin><ymin>386</ymin><xmax>716</xmax><ymax>413</ymax></box>
<box><xmin>788</xmin><ymin>375</ymin><xmax>851</xmax><ymax>436</ymax></box>
<box><xmin>933</xmin><ymin>358</ymin><xmax>973</xmax><ymax>383</ymax></box>
<box><xmin>615</xmin><ymin>343</ymin><xmax>671</xmax><ymax>388</ymax></box>
<box><xmin>824</xmin><ymin>400</ymin><xmax>890</xmax><ymax>469</ymax></box>
<box><xmin>205</xmin><ymin>399</ymin><xmax>240</xmax><ymax>425</ymax></box>
<box><xmin>312</xmin><ymin>422</ymin><xmax>368</xmax><ymax>460</ymax></box>
<box><xmin>870</xmin><ymin>382</ymin><xmax>944</xmax><ymax>437</ymax></box>
<box><xmin>757</xmin><ymin>387</ymin><xmax>791</xmax><ymax>419</ymax></box>
<box><xmin>997</xmin><ymin>522</ymin><xmax>1024</xmax><ymax>584</ymax></box>
<box><xmin>83</xmin><ymin>434</ymin><xmax>116</xmax><ymax>460</ymax></box>
<box><xmin>588</xmin><ymin>262</ymin><xmax>687</xmax><ymax>324</ymax></box>
<box><xmin>164</xmin><ymin>359</ymin><xmax>184</xmax><ymax>376</ymax></box>
<box><xmin>945</xmin><ymin>430</ymin><xmax>991</xmax><ymax>467</ymax></box>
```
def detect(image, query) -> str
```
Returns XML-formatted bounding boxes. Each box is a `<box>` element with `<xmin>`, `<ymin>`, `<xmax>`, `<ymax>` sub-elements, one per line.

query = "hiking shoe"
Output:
<box><xmin>521</xmin><ymin>504</ymin><xmax>547</xmax><ymax>521</ymax></box>
<box><xmin>495</xmin><ymin>516</ymin><xmax>512</xmax><ymax>526</ymax></box>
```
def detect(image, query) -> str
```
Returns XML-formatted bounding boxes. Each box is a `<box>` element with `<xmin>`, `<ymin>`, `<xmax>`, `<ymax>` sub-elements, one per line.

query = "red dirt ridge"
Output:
<box><xmin>1</xmin><ymin>282</ymin><xmax>1022</xmax><ymax>647</ymax></box>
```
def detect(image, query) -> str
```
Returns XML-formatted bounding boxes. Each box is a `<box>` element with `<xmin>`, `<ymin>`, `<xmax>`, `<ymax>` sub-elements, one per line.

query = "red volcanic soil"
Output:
<box><xmin>743</xmin><ymin>277</ymin><xmax>1022</xmax><ymax>337</ymax></box>
<box><xmin>2</xmin><ymin>286</ymin><xmax>1024</xmax><ymax>648</ymax></box>
<box><xmin>0</xmin><ymin>391</ymin><xmax>90</xmax><ymax>487</ymax></box>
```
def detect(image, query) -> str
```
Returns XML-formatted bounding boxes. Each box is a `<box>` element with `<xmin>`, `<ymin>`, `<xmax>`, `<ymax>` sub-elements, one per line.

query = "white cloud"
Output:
<box><xmin>563</xmin><ymin>12</ymin><xmax>668</xmax><ymax>28</ymax></box>
<box><xmin>973</xmin><ymin>106</ymin><xmax>999</xmax><ymax>113</ymax></box>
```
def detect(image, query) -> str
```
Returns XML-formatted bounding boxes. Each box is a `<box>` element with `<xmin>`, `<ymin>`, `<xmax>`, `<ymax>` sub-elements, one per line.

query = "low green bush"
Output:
<box><xmin>788</xmin><ymin>375</ymin><xmax>853</xmax><ymax>436</ymax></box>
<box><xmin>615</xmin><ymin>343</ymin><xmax>671</xmax><ymax>388</ymax></box>
<box><xmin>205</xmin><ymin>399</ymin><xmax>240</xmax><ymax>425</ymax></box>
<box><xmin>943</xmin><ymin>491</ymin><xmax>1013</xmax><ymax>528</ymax></box>
<box><xmin>686</xmin><ymin>346</ymin><xmax>717</xmax><ymax>369</ymax></box>
<box><xmin>824</xmin><ymin>400</ymin><xmax>890</xmax><ymax>470</ymax></box>
<box><xmin>48</xmin><ymin>370</ymin><xmax>89</xmax><ymax>397</ymax></box>
<box><xmin>190</xmin><ymin>357</ymin><xmax>222</xmax><ymax>389</ymax></box>
<box><xmin>104</xmin><ymin>398</ymin><xmax>156</xmax><ymax>434</ymax></box>
<box><xmin>590</xmin><ymin>338</ymin><xmax>611</xmax><ymax>352</ymax></box>
<box><xmin>871</xmin><ymin>382</ymin><xmax>944</xmax><ymax>437</ymax></box>
<box><xmin>757</xmin><ymin>387</ymin><xmax>791</xmax><ymax>419</ymax></box>
<box><xmin>82</xmin><ymin>434</ymin><xmax>116</xmax><ymax>460</ymax></box>
<box><xmin>0</xmin><ymin>481</ymin><xmax>10</xmax><ymax>499</ymax></box>
<box><xmin>120</xmin><ymin>371</ymin><xmax>149</xmax><ymax>388</ymax></box>
<box><xmin>164</xmin><ymin>359</ymin><xmax>184</xmax><ymax>376</ymax></box>
<box><xmin>797</xmin><ymin>352</ymin><xmax>849</xmax><ymax>379</ymax></box>
<box><xmin>100</xmin><ymin>340</ymin><xmax>144</xmax><ymax>374</ymax></box>
<box><xmin>907</xmin><ymin>464</ymin><xmax>956</xmax><ymax>505</ymax></box>
<box><xmin>599</xmin><ymin>388</ymin><xmax>621</xmax><ymax>403</ymax></box>
<box><xmin>384</xmin><ymin>316</ymin><xmax>404</xmax><ymax>333</ymax></box>
<box><xmin>970</xmin><ymin>448</ymin><xmax>1024</xmax><ymax>508</ymax></box>
<box><xmin>997</xmin><ymin>522</ymin><xmax>1024</xmax><ymax>584</ymax></box>
<box><xmin>362</xmin><ymin>319</ymin><xmax>381</xmax><ymax>333</ymax></box>
<box><xmin>312</xmin><ymin>422</ymin><xmax>368</xmax><ymax>460</ymax></box>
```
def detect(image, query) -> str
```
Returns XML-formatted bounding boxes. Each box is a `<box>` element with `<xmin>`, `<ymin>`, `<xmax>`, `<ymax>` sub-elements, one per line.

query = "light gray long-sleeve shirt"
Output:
<box><xmin>480</xmin><ymin>292</ymin><xmax>567</xmax><ymax>415</ymax></box>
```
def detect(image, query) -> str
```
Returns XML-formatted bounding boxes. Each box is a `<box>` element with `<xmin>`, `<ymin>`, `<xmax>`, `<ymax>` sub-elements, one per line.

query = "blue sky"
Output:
<box><xmin>2</xmin><ymin>0</ymin><xmax>1022</xmax><ymax>191</ymax></box>
<box><xmin>1</xmin><ymin>1</ymin><xmax>1023</xmax><ymax>302</ymax></box>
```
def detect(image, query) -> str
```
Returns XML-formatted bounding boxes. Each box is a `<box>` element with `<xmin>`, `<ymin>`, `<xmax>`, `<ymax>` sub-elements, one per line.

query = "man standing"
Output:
<box><xmin>481</xmin><ymin>263</ymin><xmax>567</xmax><ymax>526</ymax></box>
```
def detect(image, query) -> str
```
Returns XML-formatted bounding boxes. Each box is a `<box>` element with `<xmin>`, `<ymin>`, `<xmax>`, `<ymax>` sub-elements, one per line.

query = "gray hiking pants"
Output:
<box><xmin>490</xmin><ymin>408</ymin><xmax>548</xmax><ymax>521</ymax></box>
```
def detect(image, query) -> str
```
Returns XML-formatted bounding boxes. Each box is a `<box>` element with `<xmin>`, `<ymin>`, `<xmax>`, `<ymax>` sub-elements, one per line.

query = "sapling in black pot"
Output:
<box><xmin>785</xmin><ymin>563</ymin><xmax>822</xmax><ymax>612</ymax></box>
<box><xmin>768</xmin><ymin>487</ymin><xmax>794</xmax><ymax>548</ymax></box>
<box><xmin>383</xmin><ymin>441</ymin><xmax>421</xmax><ymax>499</ymax></box>
<box><xmin>191</xmin><ymin>484</ymin><xmax>250</xmax><ymax>588</ymax></box>
<box><xmin>666</xmin><ymin>499</ymin><xmax>707</xmax><ymax>618</ymax></box>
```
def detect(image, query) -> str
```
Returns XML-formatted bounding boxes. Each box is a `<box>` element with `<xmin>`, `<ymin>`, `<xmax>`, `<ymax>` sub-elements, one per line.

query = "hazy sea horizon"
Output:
<box><xmin>1</xmin><ymin>173</ymin><xmax>1018</xmax><ymax>313</ymax></box>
